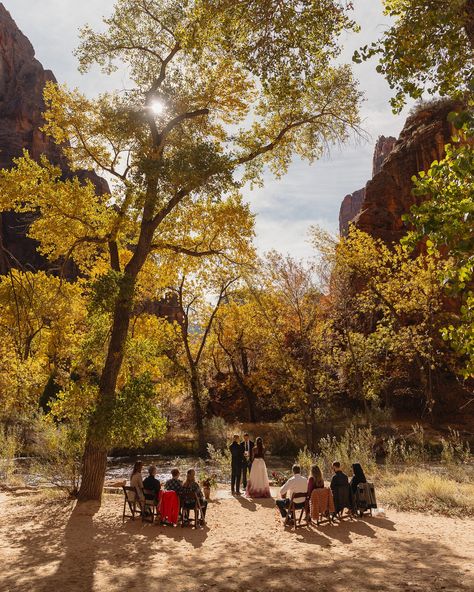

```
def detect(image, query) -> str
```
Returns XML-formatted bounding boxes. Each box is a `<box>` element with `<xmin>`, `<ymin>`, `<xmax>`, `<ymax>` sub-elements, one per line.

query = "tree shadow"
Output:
<box><xmin>1</xmin><ymin>492</ymin><xmax>471</xmax><ymax>592</ymax></box>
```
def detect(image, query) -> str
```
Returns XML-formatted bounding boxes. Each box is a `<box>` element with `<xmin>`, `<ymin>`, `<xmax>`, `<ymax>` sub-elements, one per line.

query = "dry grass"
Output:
<box><xmin>378</xmin><ymin>469</ymin><xmax>474</xmax><ymax>517</ymax></box>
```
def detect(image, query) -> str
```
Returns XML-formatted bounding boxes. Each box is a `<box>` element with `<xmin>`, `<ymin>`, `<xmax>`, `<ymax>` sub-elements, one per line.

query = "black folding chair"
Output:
<box><xmin>331</xmin><ymin>484</ymin><xmax>355</xmax><ymax>520</ymax></box>
<box><xmin>180</xmin><ymin>492</ymin><xmax>204</xmax><ymax>529</ymax></box>
<box><xmin>284</xmin><ymin>492</ymin><xmax>309</xmax><ymax>530</ymax></box>
<box><xmin>142</xmin><ymin>488</ymin><xmax>158</xmax><ymax>523</ymax></box>
<box><xmin>355</xmin><ymin>482</ymin><xmax>377</xmax><ymax>517</ymax></box>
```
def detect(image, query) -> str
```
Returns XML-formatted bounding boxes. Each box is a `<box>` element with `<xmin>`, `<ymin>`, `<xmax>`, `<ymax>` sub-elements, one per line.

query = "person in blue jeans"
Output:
<box><xmin>276</xmin><ymin>465</ymin><xmax>308</xmax><ymax>518</ymax></box>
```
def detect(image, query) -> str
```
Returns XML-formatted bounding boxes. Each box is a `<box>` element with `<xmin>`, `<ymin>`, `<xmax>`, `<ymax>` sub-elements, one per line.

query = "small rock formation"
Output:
<box><xmin>0</xmin><ymin>3</ymin><xmax>108</xmax><ymax>274</ymax></box>
<box><xmin>339</xmin><ymin>101</ymin><xmax>459</xmax><ymax>242</ymax></box>
<box><xmin>372</xmin><ymin>135</ymin><xmax>397</xmax><ymax>177</ymax></box>
<box><xmin>339</xmin><ymin>135</ymin><xmax>396</xmax><ymax>235</ymax></box>
<box><xmin>339</xmin><ymin>187</ymin><xmax>366</xmax><ymax>237</ymax></box>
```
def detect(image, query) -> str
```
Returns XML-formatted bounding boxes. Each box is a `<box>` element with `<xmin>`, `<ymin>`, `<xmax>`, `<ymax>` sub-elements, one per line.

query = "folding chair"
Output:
<box><xmin>284</xmin><ymin>492</ymin><xmax>309</xmax><ymax>530</ymax></box>
<box><xmin>355</xmin><ymin>482</ymin><xmax>377</xmax><ymax>517</ymax></box>
<box><xmin>122</xmin><ymin>486</ymin><xmax>143</xmax><ymax>522</ymax></box>
<box><xmin>331</xmin><ymin>484</ymin><xmax>355</xmax><ymax>521</ymax></box>
<box><xmin>180</xmin><ymin>492</ymin><xmax>204</xmax><ymax>529</ymax></box>
<box><xmin>143</xmin><ymin>488</ymin><xmax>157</xmax><ymax>523</ymax></box>
<box><xmin>310</xmin><ymin>487</ymin><xmax>335</xmax><ymax>526</ymax></box>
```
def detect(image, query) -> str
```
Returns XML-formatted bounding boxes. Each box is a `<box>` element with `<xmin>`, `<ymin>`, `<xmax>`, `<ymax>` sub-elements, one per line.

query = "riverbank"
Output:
<box><xmin>0</xmin><ymin>487</ymin><xmax>472</xmax><ymax>592</ymax></box>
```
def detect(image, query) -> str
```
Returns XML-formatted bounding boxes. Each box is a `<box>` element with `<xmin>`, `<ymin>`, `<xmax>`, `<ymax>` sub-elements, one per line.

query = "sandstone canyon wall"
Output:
<box><xmin>0</xmin><ymin>3</ymin><xmax>108</xmax><ymax>274</ymax></box>
<box><xmin>339</xmin><ymin>101</ymin><xmax>459</xmax><ymax>243</ymax></box>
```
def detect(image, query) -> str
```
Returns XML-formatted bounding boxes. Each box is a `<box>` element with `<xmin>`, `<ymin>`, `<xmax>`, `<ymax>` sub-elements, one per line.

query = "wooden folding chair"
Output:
<box><xmin>180</xmin><ymin>492</ymin><xmax>204</xmax><ymax>529</ymax></box>
<box><xmin>310</xmin><ymin>488</ymin><xmax>335</xmax><ymax>526</ymax></box>
<box><xmin>284</xmin><ymin>492</ymin><xmax>309</xmax><ymax>530</ymax></box>
<box><xmin>122</xmin><ymin>486</ymin><xmax>143</xmax><ymax>522</ymax></box>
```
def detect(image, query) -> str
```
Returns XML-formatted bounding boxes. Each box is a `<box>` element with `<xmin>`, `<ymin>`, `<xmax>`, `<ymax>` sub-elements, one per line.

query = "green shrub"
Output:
<box><xmin>206</xmin><ymin>443</ymin><xmax>232</xmax><ymax>481</ymax></box>
<box><xmin>441</xmin><ymin>428</ymin><xmax>471</xmax><ymax>465</ymax></box>
<box><xmin>316</xmin><ymin>424</ymin><xmax>377</xmax><ymax>475</ymax></box>
<box><xmin>0</xmin><ymin>426</ymin><xmax>20</xmax><ymax>484</ymax></box>
<box><xmin>30</xmin><ymin>416</ymin><xmax>85</xmax><ymax>495</ymax></box>
<box><xmin>296</xmin><ymin>446</ymin><xmax>318</xmax><ymax>476</ymax></box>
<box><xmin>384</xmin><ymin>424</ymin><xmax>428</xmax><ymax>467</ymax></box>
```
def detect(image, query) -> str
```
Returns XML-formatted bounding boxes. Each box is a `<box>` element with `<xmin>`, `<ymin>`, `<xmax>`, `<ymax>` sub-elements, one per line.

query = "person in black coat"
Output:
<box><xmin>143</xmin><ymin>465</ymin><xmax>161</xmax><ymax>504</ymax></box>
<box><xmin>330</xmin><ymin>461</ymin><xmax>352</xmax><ymax>514</ymax></box>
<box><xmin>229</xmin><ymin>434</ymin><xmax>244</xmax><ymax>494</ymax></box>
<box><xmin>350</xmin><ymin>463</ymin><xmax>367</xmax><ymax>494</ymax></box>
<box><xmin>240</xmin><ymin>433</ymin><xmax>254</xmax><ymax>489</ymax></box>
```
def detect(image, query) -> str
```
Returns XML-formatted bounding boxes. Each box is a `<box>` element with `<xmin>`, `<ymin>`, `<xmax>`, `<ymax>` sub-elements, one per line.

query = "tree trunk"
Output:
<box><xmin>190</xmin><ymin>369</ymin><xmax>206</xmax><ymax>456</ymax></box>
<box><xmin>77</xmin><ymin>442</ymin><xmax>108</xmax><ymax>502</ymax></box>
<box><xmin>78</xmin><ymin>272</ymin><xmax>137</xmax><ymax>501</ymax></box>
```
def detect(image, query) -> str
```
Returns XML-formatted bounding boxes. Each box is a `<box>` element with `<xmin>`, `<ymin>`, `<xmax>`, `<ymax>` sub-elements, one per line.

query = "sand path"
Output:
<box><xmin>0</xmin><ymin>488</ymin><xmax>472</xmax><ymax>592</ymax></box>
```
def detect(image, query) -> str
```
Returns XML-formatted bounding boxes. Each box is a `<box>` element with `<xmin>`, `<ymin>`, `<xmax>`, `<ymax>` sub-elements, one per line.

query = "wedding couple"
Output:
<box><xmin>229</xmin><ymin>433</ymin><xmax>271</xmax><ymax>498</ymax></box>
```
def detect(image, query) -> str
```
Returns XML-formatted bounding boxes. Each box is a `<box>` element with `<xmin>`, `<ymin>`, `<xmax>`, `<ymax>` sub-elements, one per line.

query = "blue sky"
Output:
<box><xmin>6</xmin><ymin>0</ymin><xmax>415</xmax><ymax>258</ymax></box>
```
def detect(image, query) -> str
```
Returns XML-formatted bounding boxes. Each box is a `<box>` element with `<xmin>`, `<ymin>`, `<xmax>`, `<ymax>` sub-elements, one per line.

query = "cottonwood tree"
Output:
<box><xmin>0</xmin><ymin>0</ymin><xmax>361</xmax><ymax>501</ymax></box>
<box><xmin>0</xmin><ymin>270</ymin><xmax>86</xmax><ymax>420</ymax></box>
<box><xmin>164</xmin><ymin>257</ymin><xmax>244</xmax><ymax>454</ymax></box>
<box><xmin>354</xmin><ymin>0</ymin><xmax>474</xmax><ymax>112</ymax></box>
<box><xmin>332</xmin><ymin>227</ymin><xmax>448</xmax><ymax>414</ymax></box>
<box><xmin>212</xmin><ymin>289</ymin><xmax>265</xmax><ymax>423</ymax></box>
<box><xmin>403</xmin><ymin>124</ymin><xmax>474</xmax><ymax>381</ymax></box>
<box><xmin>248</xmin><ymin>253</ymin><xmax>339</xmax><ymax>448</ymax></box>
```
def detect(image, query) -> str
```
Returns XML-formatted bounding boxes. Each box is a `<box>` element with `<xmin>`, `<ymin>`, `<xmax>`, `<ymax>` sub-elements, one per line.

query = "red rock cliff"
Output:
<box><xmin>339</xmin><ymin>101</ymin><xmax>460</xmax><ymax>243</ymax></box>
<box><xmin>339</xmin><ymin>135</ymin><xmax>396</xmax><ymax>235</ymax></box>
<box><xmin>0</xmin><ymin>3</ymin><xmax>108</xmax><ymax>274</ymax></box>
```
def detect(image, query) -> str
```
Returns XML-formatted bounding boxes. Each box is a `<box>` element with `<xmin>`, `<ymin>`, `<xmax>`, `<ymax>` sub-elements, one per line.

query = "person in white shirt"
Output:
<box><xmin>276</xmin><ymin>464</ymin><xmax>308</xmax><ymax>518</ymax></box>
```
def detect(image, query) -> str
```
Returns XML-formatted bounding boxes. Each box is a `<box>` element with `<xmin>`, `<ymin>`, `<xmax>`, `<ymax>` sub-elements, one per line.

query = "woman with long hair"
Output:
<box><xmin>130</xmin><ymin>460</ymin><xmax>144</xmax><ymax>500</ymax></box>
<box><xmin>180</xmin><ymin>468</ymin><xmax>208</xmax><ymax>521</ymax></box>
<box><xmin>245</xmin><ymin>437</ymin><xmax>271</xmax><ymax>498</ymax></box>
<box><xmin>307</xmin><ymin>464</ymin><xmax>325</xmax><ymax>496</ymax></box>
<box><xmin>350</xmin><ymin>463</ymin><xmax>367</xmax><ymax>494</ymax></box>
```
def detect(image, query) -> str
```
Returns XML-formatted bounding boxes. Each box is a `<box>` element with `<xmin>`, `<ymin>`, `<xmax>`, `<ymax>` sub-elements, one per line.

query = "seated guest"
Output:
<box><xmin>330</xmin><ymin>461</ymin><xmax>353</xmax><ymax>515</ymax></box>
<box><xmin>180</xmin><ymin>468</ymin><xmax>208</xmax><ymax>520</ymax></box>
<box><xmin>330</xmin><ymin>461</ymin><xmax>349</xmax><ymax>489</ymax></box>
<box><xmin>276</xmin><ymin>464</ymin><xmax>308</xmax><ymax>518</ymax></box>
<box><xmin>130</xmin><ymin>461</ymin><xmax>144</xmax><ymax>501</ymax></box>
<box><xmin>143</xmin><ymin>465</ymin><xmax>161</xmax><ymax>503</ymax></box>
<box><xmin>307</xmin><ymin>464</ymin><xmax>325</xmax><ymax>496</ymax></box>
<box><xmin>350</xmin><ymin>463</ymin><xmax>367</xmax><ymax>494</ymax></box>
<box><xmin>165</xmin><ymin>468</ymin><xmax>182</xmax><ymax>493</ymax></box>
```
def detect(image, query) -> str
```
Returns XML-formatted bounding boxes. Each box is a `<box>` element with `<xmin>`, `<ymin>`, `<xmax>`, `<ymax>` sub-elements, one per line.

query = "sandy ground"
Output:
<box><xmin>0</xmin><ymin>487</ymin><xmax>473</xmax><ymax>592</ymax></box>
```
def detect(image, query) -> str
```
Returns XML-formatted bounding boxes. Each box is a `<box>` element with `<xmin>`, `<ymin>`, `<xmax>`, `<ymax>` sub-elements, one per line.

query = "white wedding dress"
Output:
<box><xmin>246</xmin><ymin>449</ymin><xmax>271</xmax><ymax>498</ymax></box>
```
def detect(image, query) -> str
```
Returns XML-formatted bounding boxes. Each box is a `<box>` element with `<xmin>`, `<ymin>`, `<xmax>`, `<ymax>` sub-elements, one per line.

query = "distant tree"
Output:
<box><xmin>331</xmin><ymin>227</ymin><xmax>448</xmax><ymax>414</ymax></box>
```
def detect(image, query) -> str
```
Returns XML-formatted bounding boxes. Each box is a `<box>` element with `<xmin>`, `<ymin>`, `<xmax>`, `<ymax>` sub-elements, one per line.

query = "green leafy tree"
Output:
<box><xmin>403</xmin><ymin>129</ymin><xmax>474</xmax><ymax>379</ymax></box>
<box><xmin>353</xmin><ymin>0</ymin><xmax>474</xmax><ymax>112</ymax></box>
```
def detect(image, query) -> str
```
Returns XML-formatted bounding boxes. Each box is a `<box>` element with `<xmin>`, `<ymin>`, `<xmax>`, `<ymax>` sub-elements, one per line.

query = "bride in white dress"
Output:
<box><xmin>245</xmin><ymin>437</ymin><xmax>272</xmax><ymax>498</ymax></box>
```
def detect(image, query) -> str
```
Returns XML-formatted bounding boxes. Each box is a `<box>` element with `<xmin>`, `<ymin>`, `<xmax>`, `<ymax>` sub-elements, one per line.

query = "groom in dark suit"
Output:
<box><xmin>240</xmin><ymin>433</ymin><xmax>254</xmax><ymax>489</ymax></box>
<box><xmin>229</xmin><ymin>434</ymin><xmax>244</xmax><ymax>494</ymax></box>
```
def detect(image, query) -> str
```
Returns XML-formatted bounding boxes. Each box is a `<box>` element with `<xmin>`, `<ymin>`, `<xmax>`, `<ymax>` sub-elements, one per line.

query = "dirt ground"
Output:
<box><xmin>0</xmin><ymin>487</ymin><xmax>472</xmax><ymax>592</ymax></box>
